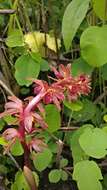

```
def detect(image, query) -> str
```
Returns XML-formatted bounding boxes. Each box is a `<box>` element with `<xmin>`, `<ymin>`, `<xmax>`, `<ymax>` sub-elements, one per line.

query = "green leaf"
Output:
<box><xmin>72</xmin><ymin>57</ymin><xmax>93</xmax><ymax>76</ymax></box>
<box><xmin>15</xmin><ymin>54</ymin><xmax>40</xmax><ymax>86</ymax></box>
<box><xmin>31</xmin><ymin>52</ymin><xmax>49</xmax><ymax>71</ymax></box>
<box><xmin>10</xmin><ymin>139</ymin><xmax>24</xmax><ymax>156</ymax></box>
<box><xmin>0</xmin><ymin>137</ymin><xmax>7</xmax><ymax>146</ymax></box>
<box><xmin>48</xmin><ymin>141</ymin><xmax>58</xmax><ymax>153</ymax></box>
<box><xmin>6</xmin><ymin>29</ymin><xmax>24</xmax><ymax>47</ymax></box>
<box><xmin>11</xmin><ymin>183</ymin><xmax>18</xmax><ymax>190</ymax></box>
<box><xmin>62</xmin><ymin>0</ymin><xmax>90</xmax><ymax>50</ymax></box>
<box><xmin>33</xmin><ymin>148</ymin><xmax>52</xmax><ymax>171</ymax></box>
<box><xmin>49</xmin><ymin>169</ymin><xmax>61</xmax><ymax>183</ymax></box>
<box><xmin>103</xmin><ymin>114</ymin><xmax>107</xmax><ymax>122</ymax></box>
<box><xmin>32</xmin><ymin>172</ymin><xmax>39</xmax><ymax>187</ymax></box>
<box><xmin>3</xmin><ymin>115</ymin><xmax>17</xmax><ymax>125</ymax></box>
<box><xmin>79</xmin><ymin>127</ymin><xmax>107</xmax><ymax>158</ymax></box>
<box><xmin>11</xmin><ymin>171</ymin><xmax>30</xmax><ymax>190</ymax></box>
<box><xmin>0</xmin><ymin>119</ymin><xmax>5</xmax><ymax>131</ymax></box>
<box><xmin>80</xmin><ymin>25</ymin><xmax>107</xmax><ymax>67</ymax></box>
<box><xmin>40</xmin><ymin>59</ymin><xmax>49</xmax><ymax>71</ymax></box>
<box><xmin>102</xmin><ymin>126</ymin><xmax>107</xmax><ymax>134</ymax></box>
<box><xmin>45</xmin><ymin>105</ymin><xmax>61</xmax><ymax>133</ymax></box>
<box><xmin>72</xmin><ymin>99</ymin><xmax>96</xmax><ymax>122</ymax></box>
<box><xmin>73</xmin><ymin>160</ymin><xmax>103</xmax><ymax>190</ymax></box>
<box><xmin>70</xmin><ymin>125</ymin><xmax>91</xmax><ymax>164</ymax></box>
<box><xmin>64</xmin><ymin>100</ymin><xmax>83</xmax><ymax>111</ymax></box>
<box><xmin>60</xmin><ymin>158</ymin><xmax>68</xmax><ymax>168</ymax></box>
<box><xmin>92</xmin><ymin>0</ymin><xmax>107</xmax><ymax>21</ymax></box>
<box><xmin>61</xmin><ymin>170</ymin><xmax>68</xmax><ymax>181</ymax></box>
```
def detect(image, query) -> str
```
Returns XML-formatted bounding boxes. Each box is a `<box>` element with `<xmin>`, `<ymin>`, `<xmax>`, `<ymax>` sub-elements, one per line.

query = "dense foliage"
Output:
<box><xmin>1</xmin><ymin>0</ymin><xmax>107</xmax><ymax>190</ymax></box>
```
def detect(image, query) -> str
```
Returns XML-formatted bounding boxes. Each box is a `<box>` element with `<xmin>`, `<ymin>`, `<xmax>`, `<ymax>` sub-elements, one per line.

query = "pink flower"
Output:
<box><xmin>34</xmin><ymin>80</ymin><xmax>65</xmax><ymax>110</ymax></box>
<box><xmin>51</xmin><ymin>64</ymin><xmax>91</xmax><ymax>101</ymax></box>
<box><xmin>24</xmin><ymin>112</ymin><xmax>48</xmax><ymax>133</ymax></box>
<box><xmin>0</xmin><ymin>96</ymin><xmax>24</xmax><ymax>119</ymax></box>
<box><xmin>0</xmin><ymin>64</ymin><xmax>91</xmax><ymax>150</ymax></box>
<box><xmin>67</xmin><ymin>75</ymin><xmax>91</xmax><ymax>101</ymax></box>
<box><xmin>33</xmin><ymin>64</ymin><xmax>91</xmax><ymax>109</ymax></box>
<box><xmin>3</xmin><ymin>128</ymin><xmax>20</xmax><ymax>141</ymax></box>
<box><xmin>2</xmin><ymin>128</ymin><xmax>21</xmax><ymax>154</ymax></box>
<box><xmin>77</xmin><ymin>75</ymin><xmax>91</xmax><ymax>94</ymax></box>
<box><xmin>51</xmin><ymin>64</ymin><xmax>71</xmax><ymax>80</ymax></box>
<box><xmin>28</xmin><ymin>138</ymin><xmax>47</xmax><ymax>153</ymax></box>
<box><xmin>25</xmin><ymin>96</ymin><xmax>45</xmax><ymax>116</ymax></box>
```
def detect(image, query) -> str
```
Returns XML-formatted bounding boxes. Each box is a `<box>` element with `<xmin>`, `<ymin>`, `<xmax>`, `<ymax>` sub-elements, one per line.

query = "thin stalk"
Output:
<box><xmin>41</xmin><ymin>0</ymin><xmax>48</xmax><ymax>57</ymax></box>
<box><xmin>8</xmin><ymin>0</ymin><xmax>19</xmax><ymax>34</ymax></box>
<box><xmin>20</xmin><ymin>0</ymin><xmax>39</xmax><ymax>50</ymax></box>
<box><xmin>0</xmin><ymin>9</ymin><xmax>15</xmax><ymax>14</ymax></box>
<box><xmin>19</xmin><ymin>120</ymin><xmax>31</xmax><ymax>168</ymax></box>
<box><xmin>23</xmin><ymin>142</ymin><xmax>31</xmax><ymax>168</ymax></box>
<box><xmin>103</xmin><ymin>80</ymin><xmax>106</xmax><ymax>105</ymax></box>
<box><xmin>103</xmin><ymin>0</ymin><xmax>107</xmax><ymax>24</ymax></box>
<box><xmin>99</xmin><ymin>68</ymin><xmax>102</xmax><ymax>96</ymax></box>
<box><xmin>25</xmin><ymin>91</ymin><xmax>46</xmax><ymax>114</ymax></box>
<box><xmin>0</xmin><ymin>80</ymin><xmax>14</xmax><ymax>96</ymax></box>
<box><xmin>8</xmin><ymin>152</ymin><xmax>22</xmax><ymax>171</ymax></box>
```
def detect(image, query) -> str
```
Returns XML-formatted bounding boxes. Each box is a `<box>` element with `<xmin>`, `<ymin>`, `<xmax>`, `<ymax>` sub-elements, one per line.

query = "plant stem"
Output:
<box><xmin>25</xmin><ymin>92</ymin><xmax>46</xmax><ymax>114</ymax></box>
<box><xmin>0</xmin><ymin>9</ymin><xmax>15</xmax><ymax>14</ymax></box>
<box><xmin>23</xmin><ymin>142</ymin><xmax>31</xmax><ymax>168</ymax></box>
<box><xmin>19</xmin><ymin>120</ymin><xmax>31</xmax><ymax>168</ymax></box>
<box><xmin>0</xmin><ymin>80</ymin><xmax>14</xmax><ymax>96</ymax></box>
<box><xmin>8</xmin><ymin>152</ymin><xmax>22</xmax><ymax>171</ymax></box>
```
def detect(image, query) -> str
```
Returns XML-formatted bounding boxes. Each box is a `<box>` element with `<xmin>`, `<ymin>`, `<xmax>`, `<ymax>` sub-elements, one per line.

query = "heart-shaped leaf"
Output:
<box><xmin>79</xmin><ymin>127</ymin><xmax>107</xmax><ymax>158</ymax></box>
<box><xmin>15</xmin><ymin>54</ymin><xmax>40</xmax><ymax>86</ymax></box>
<box><xmin>6</xmin><ymin>29</ymin><xmax>24</xmax><ymax>47</ymax></box>
<box><xmin>33</xmin><ymin>148</ymin><xmax>52</xmax><ymax>172</ymax></box>
<box><xmin>73</xmin><ymin>160</ymin><xmax>103</xmax><ymax>190</ymax></box>
<box><xmin>80</xmin><ymin>25</ymin><xmax>107</xmax><ymax>67</ymax></box>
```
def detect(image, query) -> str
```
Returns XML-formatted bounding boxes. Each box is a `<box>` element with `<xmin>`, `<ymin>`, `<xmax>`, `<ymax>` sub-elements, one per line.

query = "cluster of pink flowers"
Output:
<box><xmin>0</xmin><ymin>64</ymin><xmax>91</xmax><ymax>155</ymax></box>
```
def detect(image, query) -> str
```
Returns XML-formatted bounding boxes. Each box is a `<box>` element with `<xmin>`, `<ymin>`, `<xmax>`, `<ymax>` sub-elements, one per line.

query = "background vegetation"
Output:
<box><xmin>1</xmin><ymin>0</ymin><xmax>107</xmax><ymax>190</ymax></box>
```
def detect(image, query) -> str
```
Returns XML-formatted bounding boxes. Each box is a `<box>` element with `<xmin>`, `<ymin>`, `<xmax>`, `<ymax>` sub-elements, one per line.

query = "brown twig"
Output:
<box><xmin>8</xmin><ymin>152</ymin><xmax>21</xmax><ymax>171</ymax></box>
<box><xmin>59</xmin><ymin>127</ymin><xmax>79</xmax><ymax>131</ymax></box>
<box><xmin>94</xmin><ymin>88</ymin><xmax>107</xmax><ymax>104</ymax></box>
<box><xmin>56</xmin><ymin>139</ymin><xmax>64</xmax><ymax>167</ymax></box>
<box><xmin>0</xmin><ymin>80</ymin><xmax>14</xmax><ymax>96</ymax></box>
<box><xmin>0</xmin><ymin>9</ymin><xmax>16</xmax><ymax>14</ymax></box>
<box><xmin>0</xmin><ymin>86</ymin><xmax>7</xmax><ymax>103</ymax></box>
<box><xmin>64</xmin><ymin>161</ymin><xmax>107</xmax><ymax>172</ymax></box>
